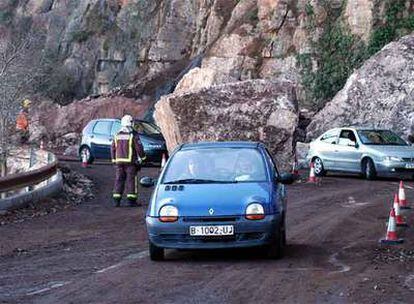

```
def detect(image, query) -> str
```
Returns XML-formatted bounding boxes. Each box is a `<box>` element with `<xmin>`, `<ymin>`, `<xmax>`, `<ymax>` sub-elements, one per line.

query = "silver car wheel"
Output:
<box><xmin>314</xmin><ymin>158</ymin><xmax>323</xmax><ymax>174</ymax></box>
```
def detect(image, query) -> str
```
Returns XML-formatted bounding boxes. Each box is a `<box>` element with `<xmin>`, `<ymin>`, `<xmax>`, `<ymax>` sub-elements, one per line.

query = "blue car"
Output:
<box><xmin>140</xmin><ymin>141</ymin><xmax>295</xmax><ymax>260</ymax></box>
<box><xmin>79</xmin><ymin>119</ymin><xmax>168</xmax><ymax>164</ymax></box>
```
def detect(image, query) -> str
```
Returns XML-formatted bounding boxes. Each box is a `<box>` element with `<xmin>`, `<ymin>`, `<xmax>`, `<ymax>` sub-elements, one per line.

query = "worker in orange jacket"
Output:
<box><xmin>16</xmin><ymin>99</ymin><xmax>31</xmax><ymax>144</ymax></box>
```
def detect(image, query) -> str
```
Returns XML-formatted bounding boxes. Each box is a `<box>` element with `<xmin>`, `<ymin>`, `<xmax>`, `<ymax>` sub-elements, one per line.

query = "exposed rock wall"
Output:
<box><xmin>307</xmin><ymin>34</ymin><xmax>414</xmax><ymax>140</ymax></box>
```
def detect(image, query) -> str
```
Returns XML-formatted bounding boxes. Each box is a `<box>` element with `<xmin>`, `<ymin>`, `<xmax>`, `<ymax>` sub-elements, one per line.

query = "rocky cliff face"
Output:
<box><xmin>307</xmin><ymin>33</ymin><xmax>414</xmax><ymax>141</ymax></box>
<box><xmin>3</xmin><ymin>0</ymin><xmax>411</xmax><ymax>107</ymax></box>
<box><xmin>2</xmin><ymin>0</ymin><xmax>413</xmax><ymax>159</ymax></box>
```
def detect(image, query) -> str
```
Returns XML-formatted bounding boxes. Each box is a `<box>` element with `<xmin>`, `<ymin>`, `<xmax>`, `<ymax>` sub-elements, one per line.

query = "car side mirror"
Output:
<box><xmin>140</xmin><ymin>176</ymin><xmax>155</xmax><ymax>188</ymax></box>
<box><xmin>276</xmin><ymin>173</ymin><xmax>295</xmax><ymax>185</ymax></box>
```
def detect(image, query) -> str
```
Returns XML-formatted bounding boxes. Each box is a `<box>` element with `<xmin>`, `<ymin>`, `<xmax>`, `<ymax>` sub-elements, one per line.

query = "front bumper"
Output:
<box><xmin>376</xmin><ymin>161</ymin><xmax>414</xmax><ymax>177</ymax></box>
<box><xmin>146</xmin><ymin>215</ymin><xmax>281</xmax><ymax>250</ymax></box>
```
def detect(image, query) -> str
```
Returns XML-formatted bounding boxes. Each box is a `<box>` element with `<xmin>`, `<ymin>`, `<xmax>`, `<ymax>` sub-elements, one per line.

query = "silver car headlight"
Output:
<box><xmin>383</xmin><ymin>156</ymin><xmax>403</xmax><ymax>162</ymax></box>
<box><xmin>159</xmin><ymin>205</ymin><xmax>178</xmax><ymax>222</ymax></box>
<box><xmin>245</xmin><ymin>203</ymin><xmax>265</xmax><ymax>220</ymax></box>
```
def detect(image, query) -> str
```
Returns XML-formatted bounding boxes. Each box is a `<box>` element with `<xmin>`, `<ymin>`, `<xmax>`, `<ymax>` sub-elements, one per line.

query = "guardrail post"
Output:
<box><xmin>28</xmin><ymin>148</ymin><xmax>37</xmax><ymax>192</ymax></box>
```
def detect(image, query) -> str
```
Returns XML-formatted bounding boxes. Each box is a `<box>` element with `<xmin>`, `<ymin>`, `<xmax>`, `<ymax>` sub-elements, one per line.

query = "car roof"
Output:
<box><xmin>332</xmin><ymin>127</ymin><xmax>391</xmax><ymax>131</ymax></box>
<box><xmin>180</xmin><ymin>141</ymin><xmax>262</xmax><ymax>150</ymax></box>
<box><xmin>90</xmin><ymin>118</ymin><xmax>119</xmax><ymax>123</ymax></box>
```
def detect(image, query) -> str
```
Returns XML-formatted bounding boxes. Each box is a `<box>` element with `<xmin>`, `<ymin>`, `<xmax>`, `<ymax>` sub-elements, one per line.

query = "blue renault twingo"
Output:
<box><xmin>140</xmin><ymin>142</ymin><xmax>295</xmax><ymax>260</ymax></box>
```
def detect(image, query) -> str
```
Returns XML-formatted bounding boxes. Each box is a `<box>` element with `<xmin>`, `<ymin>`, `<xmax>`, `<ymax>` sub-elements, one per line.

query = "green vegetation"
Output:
<box><xmin>0</xmin><ymin>11</ymin><xmax>12</xmax><ymax>25</ymax></box>
<box><xmin>297</xmin><ymin>0</ymin><xmax>414</xmax><ymax>109</ymax></box>
<box><xmin>71</xmin><ymin>30</ymin><xmax>91</xmax><ymax>43</ymax></box>
<box><xmin>367</xmin><ymin>0</ymin><xmax>414</xmax><ymax>55</ymax></box>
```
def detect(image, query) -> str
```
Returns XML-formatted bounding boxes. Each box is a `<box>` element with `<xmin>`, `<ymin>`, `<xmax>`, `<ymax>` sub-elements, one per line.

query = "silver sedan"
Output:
<box><xmin>306</xmin><ymin>127</ymin><xmax>414</xmax><ymax>180</ymax></box>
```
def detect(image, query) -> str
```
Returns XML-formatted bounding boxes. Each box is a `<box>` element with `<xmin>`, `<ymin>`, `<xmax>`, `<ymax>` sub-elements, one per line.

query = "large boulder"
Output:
<box><xmin>30</xmin><ymin>96</ymin><xmax>151</xmax><ymax>146</ymax></box>
<box><xmin>154</xmin><ymin>80</ymin><xmax>298</xmax><ymax>171</ymax></box>
<box><xmin>307</xmin><ymin>34</ymin><xmax>414</xmax><ymax>141</ymax></box>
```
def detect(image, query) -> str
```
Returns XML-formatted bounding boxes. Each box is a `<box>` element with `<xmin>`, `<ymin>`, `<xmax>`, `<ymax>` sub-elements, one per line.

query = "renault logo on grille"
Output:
<box><xmin>208</xmin><ymin>208</ymin><xmax>214</xmax><ymax>215</ymax></box>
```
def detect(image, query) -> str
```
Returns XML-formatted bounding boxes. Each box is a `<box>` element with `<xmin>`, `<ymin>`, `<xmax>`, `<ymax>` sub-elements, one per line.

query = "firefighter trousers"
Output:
<box><xmin>113</xmin><ymin>164</ymin><xmax>139</xmax><ymax>201</ymax></box>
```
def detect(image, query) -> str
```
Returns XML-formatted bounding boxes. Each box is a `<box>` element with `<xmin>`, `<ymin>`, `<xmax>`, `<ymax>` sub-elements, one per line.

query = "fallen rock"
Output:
<box><xmin>30</xmin><ymin>96</ymin><xmax>151</xmax><ymax>147</ymax></box>
<box><xmin>307</xmin><ymin>34</ymin><xmax>414</xmax><ymax>141</ymax></box>
<box><xmin>155</xmin><ymin>79</ymin><xmax>298</xmax><ymax>171</ymax></box>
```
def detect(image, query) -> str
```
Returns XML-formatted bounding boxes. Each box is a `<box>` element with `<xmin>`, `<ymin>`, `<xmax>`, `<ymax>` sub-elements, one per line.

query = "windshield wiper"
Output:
<box><xmin>164</xmin><ymin>179</ymin><xmax>237</xmax><ymax>184</ymax></box>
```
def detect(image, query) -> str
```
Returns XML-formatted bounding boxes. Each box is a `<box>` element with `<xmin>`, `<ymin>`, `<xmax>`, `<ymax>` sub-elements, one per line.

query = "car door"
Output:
<box><xmin>315</xmin><ymin>129</ymin><xmax>340</xmax><ymax>170</ymax></box>
<box><xmin>90</xmin><ymin>120</ymin><xmax>113</xmax><ymax>159</ymax></box>
<box><xmin>334</xmin><ymin>129</ymin><xmax>363</xmax><ymax>172</ymax></box>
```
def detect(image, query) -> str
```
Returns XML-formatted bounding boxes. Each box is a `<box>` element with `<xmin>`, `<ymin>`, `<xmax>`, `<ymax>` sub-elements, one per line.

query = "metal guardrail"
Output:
<box><xmin>0</xmin><ymin>149</ymin><xmax>62</xmax><ymax>211</ymax></box>
<box><xmin>0</xmin><ymin>161</ymin><xmax>58</xmax><ymax>193</ymax></box>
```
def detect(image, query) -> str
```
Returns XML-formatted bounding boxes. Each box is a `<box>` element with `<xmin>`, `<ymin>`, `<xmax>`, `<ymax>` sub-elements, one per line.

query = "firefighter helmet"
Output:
<box><xmin>121</xmin><ymin>115</ymin><xmax>133</xmax><ymax>127</ymax></box>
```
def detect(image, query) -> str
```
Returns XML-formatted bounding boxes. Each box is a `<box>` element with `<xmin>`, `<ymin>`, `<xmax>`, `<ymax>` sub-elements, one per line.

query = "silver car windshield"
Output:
<box><xmin>162</xmin><ymin>148</ymin><xmax>268</xmax><ymax>184</ymax></box>
<box><xmin>357</xmin><ymin>130</ymin><xmax>408</xmax><ymax>146</ymax></box>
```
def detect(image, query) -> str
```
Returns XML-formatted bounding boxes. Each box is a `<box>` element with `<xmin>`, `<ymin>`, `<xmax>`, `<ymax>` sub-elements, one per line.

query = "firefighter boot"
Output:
<box><xmin>112</xmin><ymin>194</ymin><xmax>121</xmax><ymax>207</ymax></box>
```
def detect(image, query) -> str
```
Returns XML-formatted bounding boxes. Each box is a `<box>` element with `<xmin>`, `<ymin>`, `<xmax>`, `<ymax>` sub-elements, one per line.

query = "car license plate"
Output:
<box><xmin>189</xmin><ymin>225</ymin><xmax>234</xmax><ymax>236</ymax></box>
<box><xmin>405</xmin><ymin>163</ymin><xmax>414</xmax><ymax>169</ymax></box>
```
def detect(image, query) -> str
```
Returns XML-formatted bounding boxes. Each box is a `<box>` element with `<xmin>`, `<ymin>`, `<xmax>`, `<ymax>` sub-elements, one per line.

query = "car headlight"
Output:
<box><xmin>245</xmin><ymin>203</ymin><xmax>265</xmax><ymax>220</ymax></box>
<box><xmin>159</xmin><ymin>205</ymin><xmax>178</xmax><ymax>222</ymax></box>
<box><xmin>383</xmin><ymin>156</ymin><xmax>403</xmax><ymax>162</ymax></box>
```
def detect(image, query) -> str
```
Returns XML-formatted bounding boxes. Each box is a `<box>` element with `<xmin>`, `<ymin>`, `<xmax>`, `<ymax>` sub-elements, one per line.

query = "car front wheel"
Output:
<box><xmin>79</xmin><ymin>146</ymin><xmax>94</xmax><ymax>164</ymax></box>
<box><xmin>363</xmin><ymin>158</ymin><xmax>377</xmax><ymax>180</ymax></box>
<box><xmin>149</xmin><ymin>241</ymin><xmax>164</xmax><ymax>261</ymax></box>
<box><xmin>267</xmin><ymin>221</ymin><xmax>286</xmax><ymax>259</ymax></box>
<box><xmin>313</xmin><ymin>157</ymin><xmax>326</xmax><ymax>177</ymax></box>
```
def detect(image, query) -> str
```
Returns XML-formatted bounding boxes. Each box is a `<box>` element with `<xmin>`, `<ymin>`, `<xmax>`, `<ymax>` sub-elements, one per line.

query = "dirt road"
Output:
<box><xmin>1</xmin><ymin>163</ymin><xmax>414</xmax><ymax>303</ymax></box>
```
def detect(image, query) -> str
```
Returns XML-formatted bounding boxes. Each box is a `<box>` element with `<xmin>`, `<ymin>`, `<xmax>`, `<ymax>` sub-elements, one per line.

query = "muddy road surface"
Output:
<box><xmin>1</xmin><ymin>163</ymin><xmax>414</xmax><ymax>303</ymax></box>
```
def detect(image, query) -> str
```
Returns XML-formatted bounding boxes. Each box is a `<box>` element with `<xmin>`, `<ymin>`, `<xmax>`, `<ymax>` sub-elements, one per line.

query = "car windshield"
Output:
<box><xmin>357</xmin><ymin>130</ymin><xmax>408</xmax><ymax>146</ymax></box>
<box><xmin>134</xmin><ymin>121</ymin><xmax>161</xmax><ymax>135</ymax></box>
<box><xmin>162</xmin><ymin>148</ymin><xmax>268</xmax><ymax>184</ymax></box>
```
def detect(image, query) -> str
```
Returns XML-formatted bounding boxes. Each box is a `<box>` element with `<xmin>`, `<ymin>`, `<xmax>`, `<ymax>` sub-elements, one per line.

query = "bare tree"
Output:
<box><xmin>0</xmin><ymin>31</ymin><xmax>46</xmax><ymax>177</ymax></box>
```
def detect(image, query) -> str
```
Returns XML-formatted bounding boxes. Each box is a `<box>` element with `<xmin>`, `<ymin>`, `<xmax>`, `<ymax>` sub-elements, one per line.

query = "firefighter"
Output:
<box><xmin>15</xmin><ymin>99</ymin><xmax>31</xmax><ymax>144</ymax></box>
<box><xmin>111</xmin><ymin>114</ymin><xmax>146</xmax><ymax>207</ymax></box>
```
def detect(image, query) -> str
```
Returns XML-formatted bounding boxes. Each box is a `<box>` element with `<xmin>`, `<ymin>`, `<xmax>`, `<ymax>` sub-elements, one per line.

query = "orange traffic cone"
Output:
<box><xmin>399</xmin><ymin>181</ymin><xmax>410</xmax><ymax>209</ymax></box>
<box><xmin>394</xmin><ymin>194</ymin><xmax>408</xmax><ymax>227</ymax></box>
<box><xmin>161</xmin><ymin>153</ymin><xmax>167</xmax><ymax>169</ymax></box>
<box><xmin>292</xmin><ymin>154</ymin><xmax>299</xmax><ymax>176</ymax></box>
<box><xmin>380</xmin><ymin>208</ymin><xmax>404</xmax><ymax>244</ymax></box>
<box><xmin>308</xmin><ymin>162</ymin><xmax>317</xmax><ymax>183</ymax></box>
<box><xmin>81</xmin><ymin>152</ymin><xmax>88</xmax><ymax>168</ymax></box>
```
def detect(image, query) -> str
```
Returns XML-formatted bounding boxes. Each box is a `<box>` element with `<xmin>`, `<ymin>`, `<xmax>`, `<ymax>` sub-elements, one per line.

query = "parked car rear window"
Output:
<box><xmin>134</xmin><ymin>121</ymin><xmax>161</xmax><ymax>135</ymax></box>
<box><xmin>357</xmin><ymin>130</ymin><xmax>407</xmax><ymax>146</ymax></box>
<box><xmin>163</xmin><ymin>148</ymin><xmax>268</xmax><ymax>184</ymax></box>
<box><xmin>93</xmin><ymin>121</ymin><xmax>112</xmax><ymax>135</ymax></box>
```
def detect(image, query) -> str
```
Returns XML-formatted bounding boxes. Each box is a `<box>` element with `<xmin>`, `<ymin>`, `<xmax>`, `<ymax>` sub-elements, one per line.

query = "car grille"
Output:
<box><xmin>182</xmin><ymin>216</ymin><xmax>240</xmax><ymax>222</ymax></box>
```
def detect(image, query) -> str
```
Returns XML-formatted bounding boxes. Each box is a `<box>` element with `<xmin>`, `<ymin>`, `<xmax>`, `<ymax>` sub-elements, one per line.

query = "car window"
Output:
<box><xmin>111</xmin><ymin>121</ymin><xmax>121</xmax><ymax>135</ymax></box>
<box><xmin>134</xmin><ymin>121</ymin><xmax>161</xmax><ymax>135</ymax></box>
<box><xmin>264</xmin><ymin>148</ymin><xmax>279</xmax><ymax>177</ymax></box>
<box><xmin>93</xmin><ymin>121</ymin><xmax>112</xmax><ymax>135</ymax></box>
<box><xmin>162</xmin><ymin>148</ymin><xmax>268</xmax><ymax>183</ymax></box>
<box><xmin>357</xmin><ymin>130</ymin><xmax>408</xmax><ymax>146</ymax></box>
<box><xmin>320</xmin><ymin>129</ymin><xmax>338</xmax><ymax>144</ymax></box>
<box><xmin>338</xmin><ymin>130</ymin><xmax>357</xmax><ymax>146</ymax></box>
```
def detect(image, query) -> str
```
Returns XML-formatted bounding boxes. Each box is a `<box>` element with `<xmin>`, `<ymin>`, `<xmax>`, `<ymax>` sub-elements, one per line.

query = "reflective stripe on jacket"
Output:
<box><xmin>111</xmin><ymin>130</ymin><xmax>145</xmax><ymax>164</ymax></box>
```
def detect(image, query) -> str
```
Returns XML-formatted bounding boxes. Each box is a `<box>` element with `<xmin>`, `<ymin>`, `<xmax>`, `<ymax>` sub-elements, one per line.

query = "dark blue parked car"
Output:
<box><xmin>140</xmin><ymin>141</ymin><xmax>294</xmax><ymax>260</ymax></box>
<box><xmin>79</xmin><ymin>118</ymin><xmax>167</xmax><ymax>164</ymax></box>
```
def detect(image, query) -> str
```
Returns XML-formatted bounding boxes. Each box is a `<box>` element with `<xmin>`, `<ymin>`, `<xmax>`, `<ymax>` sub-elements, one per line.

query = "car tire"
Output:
<box><xmin>149</xmin><ymin>241</ymin><xmax>164</xmax><ymax>261</ymax></box>
<box><xmin>313</xmin><ymin>157</ymin><xmax>326</xmax><ymax>177</ymax></box>
<box><xmin>267</xmin><ymin>221</ymin><xmax>286</xmax><ymax>260</ymax></box>
<box><xmin>79</xmin><ymin>146</ymin><xmax>94</xmax><ymax>164</ymax></box>
<box><xmin>363</xmin><ymin>158</ymin><xmax>377</xmax><ymax>180</ymax></box>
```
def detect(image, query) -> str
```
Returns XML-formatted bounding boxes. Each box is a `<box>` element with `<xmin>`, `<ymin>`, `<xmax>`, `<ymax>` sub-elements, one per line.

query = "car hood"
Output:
<box><xmin>149</xmin><ymin>183</ymin><xmax>272</xmax><ymax>217</ymax></box>
<box><xmin>365</xmin><ymin>145</ymin><xmax>414</xmax><ymax>157</ymax></box>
